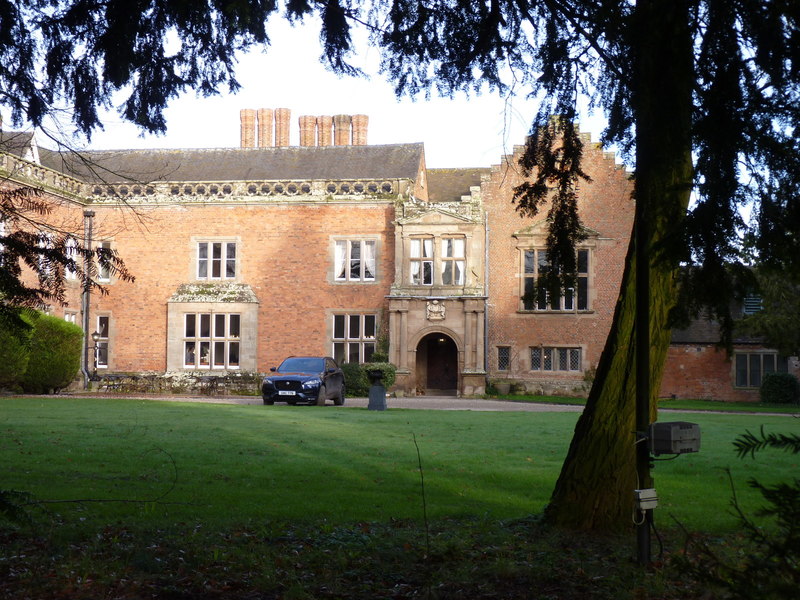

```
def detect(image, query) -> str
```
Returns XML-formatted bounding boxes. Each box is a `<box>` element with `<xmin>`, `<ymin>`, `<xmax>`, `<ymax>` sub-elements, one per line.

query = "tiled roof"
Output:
<box><xmin>427</xmin><ymin>168</ymin><xmax>490</xmax><ymax>203</ymax></box>
<box><xmin>671</xmin><ymin>316</ymin><xmax>764</xmax><ymax>345</ymax></box>
<box><xmin>0</xmin><ymin>130</ymin><xmax>35</xmax><ymax>157</ymax></box>
<box><xmin>38</xmin><ymin>143</ymin><xmax>425</xmax><ymax>184</ymax></box>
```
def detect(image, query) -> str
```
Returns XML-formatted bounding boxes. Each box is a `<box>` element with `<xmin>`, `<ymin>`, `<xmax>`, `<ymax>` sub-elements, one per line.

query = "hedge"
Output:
<box><xmin>20</xmin><ymin>313</ymin><xmax>83</xmax><ymax>394</ymax></box>
<box><xmin>341</xmin><ymin>362</ymin><xmax>397</xmax><ymax>397</ymax></box>
<box><xmin>760</xmin><ymin>372</ymin><xmax>800</xmax><ymax>405</ymax></box>
<box><xmin>0</xmin><ymin>313</ymin><xmax>32</xmax><ymax>390</ymax></box>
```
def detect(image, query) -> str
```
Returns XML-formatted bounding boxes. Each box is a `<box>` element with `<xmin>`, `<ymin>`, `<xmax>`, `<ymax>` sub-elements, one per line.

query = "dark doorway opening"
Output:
<box><xmin>416</xmin><ymin>333</ymin><xmax>458</xmax><ymax>395</ymax></box>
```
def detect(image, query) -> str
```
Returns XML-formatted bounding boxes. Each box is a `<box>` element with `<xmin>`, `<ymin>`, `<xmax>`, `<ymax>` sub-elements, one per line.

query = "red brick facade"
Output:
<box><xmin>4</xmin><ymin>118</ymin><xmax>794</xmax><ymax>400</ymax></box>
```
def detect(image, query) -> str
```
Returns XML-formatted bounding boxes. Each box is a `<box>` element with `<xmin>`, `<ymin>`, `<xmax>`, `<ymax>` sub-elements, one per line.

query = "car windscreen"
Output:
<box><xmin>277</xmin><ymin>357</ymin><xmax>324</xmax><ymax>373</ymax></box>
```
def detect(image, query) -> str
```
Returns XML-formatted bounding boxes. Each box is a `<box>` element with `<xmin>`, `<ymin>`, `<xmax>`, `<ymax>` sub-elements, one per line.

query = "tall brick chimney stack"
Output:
<box><xmin>351</xmin><ymin>114</ymin><xmax>369</xmax><ymax>146</ymax></box>
<box><xmin>240</xmin><ymin>109</ymin><xmax>257</xmax><ymax>148</ymax></box>
<box><xmin>298</xmin><ymin>115</ymin><xmax>317</xmax><ymax>147</ymax></box>
<box><xmin>333</xmin><ymin>114</ymin><xmax>352</xmax><ymax>146</ymax></box>
<box><xmin>275</xmin><ymin>108</ymin><xmax>291</xmax><ymax>147</ymax></box>
<box><xmin>257</xmin><ymin>108</ymin><xmax>274</xmax><ymax>147</ymax></box>
<box><xmin>317</xmin><ymin>116</ymin><xmax>333</xmax><ymax>147</ymax></box>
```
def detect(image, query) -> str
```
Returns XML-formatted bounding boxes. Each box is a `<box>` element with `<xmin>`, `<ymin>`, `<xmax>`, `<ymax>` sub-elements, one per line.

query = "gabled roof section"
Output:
<box><xmin>41</xmin><ymin>143</ymin><xmax>426</xmax><ymax>184</ymax></box>
<box><xmin>427</xmin><ymin>168</ymin><xmax>490</xmax><ymax>202</ymax></box>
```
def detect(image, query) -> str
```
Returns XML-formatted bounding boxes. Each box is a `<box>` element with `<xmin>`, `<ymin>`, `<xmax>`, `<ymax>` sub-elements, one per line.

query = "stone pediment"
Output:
<box><xmin>396</xmin><ymin>206</ymin><xmax>477</xmax><ymax>226</ymax></box>
<box><xmin>513</xmin><ymin>220</ymin><xmax>600</xmax><ymax>239</ymax></box>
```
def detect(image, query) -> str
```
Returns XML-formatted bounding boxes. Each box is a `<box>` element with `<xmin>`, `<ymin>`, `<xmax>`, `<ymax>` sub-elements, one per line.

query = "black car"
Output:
<box><xmin>261</xmin><ymin>356</ymin><xmax>345</xmax><ymax>406</ymax></box>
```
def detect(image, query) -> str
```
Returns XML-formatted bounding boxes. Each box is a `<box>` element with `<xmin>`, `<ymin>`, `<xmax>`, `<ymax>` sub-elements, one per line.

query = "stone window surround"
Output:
<box><xmin>514</xmin><ymin>240</ymin><xmax>597</xmax><ymax>314</ymax></box>
<box><xmin>332</xmin><ymin>237</ymin><xmax>379</xmax><ymax>283</ymax></box>
<box><xmin>183</xmin><ymin>312</ymin><xmax>242</xmax><ymax>370</ymax></box>
<box><xmin>406</xmin><ymin>233</ymin><xmax>468</xmax><ymax>287</ymax></box>
<box><xmin>97</xmin><ymin>240</ymin><xmax>113</xmax><ymax>283</ymax></box>
<box><xmin>330</xmin><ymin>312</ymin><xmax>379</xmax><ymax>364</ymax></box>
<box><xmin>95</xmin><ymin>313</ymin><xmax>111</xmax><ymax>369</ymax></box>
<box><xmin>166</xmin><ymin>300</ymin><xmax>258</xmax><ymax>372</ymax></box>
<box><xmin>191</xmin><ymin>236</ymin><xmax>242</xmax><ymax>282</ymax></box>
<box><xmin>733</xmin><ymin>350</ymin><xmax>788</xmax><ymax>389</ymax></box>
<box><xmin>530</xmin><ymin>346</ymin><xmax>584</xmax><ymax>372</ymax></box>
<box><xmin>521</xmin><ymin>248</ymin><xmax>590</xmax><ymax>312</ymax></box>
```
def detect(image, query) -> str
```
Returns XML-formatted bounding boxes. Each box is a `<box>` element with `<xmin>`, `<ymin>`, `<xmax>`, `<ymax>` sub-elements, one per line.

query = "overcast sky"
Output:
<box><xmin>81</xmin><ymin>18</ymin><xmax>607</xmax><ymax>169</ymax></box>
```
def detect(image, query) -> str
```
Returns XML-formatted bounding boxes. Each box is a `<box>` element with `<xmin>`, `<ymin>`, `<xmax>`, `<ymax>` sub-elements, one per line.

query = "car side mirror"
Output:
<box><xmin>270</xmin><ymin>367</ymin><xmax>277</xmax><ymax>372</ymax></box>
<box><xmin>326</xmin><ymin>368</ymin><xmax>336</xmax><ymax>374</ymax></box>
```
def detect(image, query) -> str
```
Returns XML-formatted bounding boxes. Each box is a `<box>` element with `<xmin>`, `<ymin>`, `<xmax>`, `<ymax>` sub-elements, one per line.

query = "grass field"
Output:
<box><xmin>2</xmin><ymin>397</ymin><xmax>798</xmax><ymax>532</ymax></box>
<box><xmin>2</xmin><ymin>396</ymin><xmax>799</xmax><ymax>599</ymax></box>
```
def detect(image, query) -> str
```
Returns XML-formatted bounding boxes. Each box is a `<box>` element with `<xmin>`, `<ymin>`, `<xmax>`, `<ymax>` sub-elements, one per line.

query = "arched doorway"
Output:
<box><xmin>416</xmin><ymin>332</ymin><xmax>458</xmax><ymax>395</ymax></box>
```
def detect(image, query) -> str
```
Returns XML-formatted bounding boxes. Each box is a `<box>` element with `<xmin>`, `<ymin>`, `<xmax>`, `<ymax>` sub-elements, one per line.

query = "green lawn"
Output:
<box><xmin>2</xmin><ymin>397</ymin><xmax>798</xmax><ymax>532</ymax></box>
<box><xmin>3</xmin><ymin>397</ymin><xmax>799</xmax><ymax>599</ymax></box>
<box><xmin>493</xmin><ymin>393</ymin><xmax>800</xmax><ymax>414</ymax></box>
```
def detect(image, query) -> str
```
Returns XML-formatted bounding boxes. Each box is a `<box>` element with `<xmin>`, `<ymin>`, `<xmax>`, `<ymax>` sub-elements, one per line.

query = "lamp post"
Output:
<box><xmin>90</xmin><ymin>330</ymin><xmax>101</xmax><ymax>381</ymax></box>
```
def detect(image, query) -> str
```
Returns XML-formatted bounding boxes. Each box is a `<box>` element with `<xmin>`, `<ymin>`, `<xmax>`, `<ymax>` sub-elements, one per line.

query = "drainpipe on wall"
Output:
<box><xmin>81</xmin><ymin>209</ymin><xmax>95</xmax><ymax>389</ymax></box>
<box><xmin>484</xmin><ymin>211</ymin><xmax>490</xmax><ymax>374</ymax></box>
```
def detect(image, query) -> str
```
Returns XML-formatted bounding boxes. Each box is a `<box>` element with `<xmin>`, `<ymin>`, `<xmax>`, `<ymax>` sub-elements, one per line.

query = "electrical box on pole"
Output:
<box><xmin>647</xmin><ymin>422</ymin><xmax>701</xmax><ymax>456</ymax></box>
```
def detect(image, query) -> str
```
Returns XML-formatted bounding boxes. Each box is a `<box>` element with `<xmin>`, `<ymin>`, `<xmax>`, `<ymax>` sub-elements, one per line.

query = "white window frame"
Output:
<box><xmin>65</xmin><ymin>236</ymin><xmax>78</xmax><ymax>280</ymax></box>
<box><xmin>183</xmin><ymin>312</ymin><xmax>241</xmax><ymax>369</ymax></box>
<box><xmin>522</xmin><ymin>248</ymin><xmax>590</xmax><ymax>312</ymax></box>
<box><xmin>334</xmin><ymin>239</ymin><xmax>376</xmax><ymax>282</ymax></box>
<box><xmin>64</xmin><ymin>311</ymin><xmax>78</xmax><ymax>325</ymax></box>
<box><xmin>410</xmin><ymin>237</ymin><xmax>434</xmax><ymax>286</ymax></box>
<box><xmin>96</xmin><ymin>315</ymin><xmax>110</xmax><ymax>369</ymax></box>
<box><xmin>332</xmin><ymin>314</ymin><xmax>377</xmax><ymax>364</ymax></box>
<box><xmin>38</xmin><ymin>231</ymin><xmax>53</xmax><ymax>277</ymax></box>
<box><xmin>197</xmin><ymin>241</ymin><xmax>237</xmax><ymax>280</ymax></box>
<box><xmin>97</xmin><ymin>241</ymin><xmax>112</xmax><ymax>282</ymax></box>
<box><xmin>441</xmin><ymin>237</ymin><xmax>466</xmax><ymax>286</ymax></box>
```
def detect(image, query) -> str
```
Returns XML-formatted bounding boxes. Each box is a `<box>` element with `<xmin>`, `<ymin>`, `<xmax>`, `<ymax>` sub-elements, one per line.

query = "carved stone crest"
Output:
<box><xmin>426</xmin><ymin>300</ymin><xmax>446</xmax><ymax>321</ymax></box>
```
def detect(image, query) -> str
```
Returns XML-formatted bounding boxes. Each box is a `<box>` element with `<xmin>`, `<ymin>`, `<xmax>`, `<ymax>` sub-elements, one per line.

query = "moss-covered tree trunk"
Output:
<box><xmin>544</xmin><ymin>0</ymin><xmax>694</xmax><ymax>530</ymax></box>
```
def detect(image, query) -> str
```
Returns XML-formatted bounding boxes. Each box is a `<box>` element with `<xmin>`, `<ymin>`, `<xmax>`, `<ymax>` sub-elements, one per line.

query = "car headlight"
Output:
<box><xmin>262</xmin><ymin>378</ymin><xmax>275</xmax><ymax>388</ymax></box>
<box><xmin>301</xmin><ymin>378</ymin><xmax>321</xmax><ymax>389</ymax></box>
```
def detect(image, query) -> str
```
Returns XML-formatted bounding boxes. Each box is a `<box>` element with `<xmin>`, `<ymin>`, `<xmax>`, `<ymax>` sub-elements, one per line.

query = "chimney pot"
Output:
<box><xmin>317</xmin><ymin>116</ymin><xmax>333</xmax><ymax>147</ymax></box>
<box><xmin>352</xmin><ymin>114</ymin><xmax>369</xmax><ymax>146</ymax></box>
<box><xmin>333</xmin><ymin>114</ymin><xmax>352</xmax><ymax>146</ymax></box>
<box><xmin>299</xmin><ymin>115</ymin><xmax>317</xmax><ymax>147</ymax></box>
<box><xmin>275</xmin><ymin>108</ymin><xmax>291</xmax><ymax>147</ymax></box>
<box><xmin>240</xmin><ymin>109</ymin><xmax>257</xmax><ymax>148</ymax></box>
<box><xmin>257</xmin><ymin>108</ymin><xmax>274</xmax><ymax>147</ymax></box>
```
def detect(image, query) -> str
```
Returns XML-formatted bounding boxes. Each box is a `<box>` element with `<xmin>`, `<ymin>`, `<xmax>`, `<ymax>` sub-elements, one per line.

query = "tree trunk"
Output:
<box><xmin>544</xmin><ymin>0</ymin><xmax>694</xmax><ymax>531</ymax></box>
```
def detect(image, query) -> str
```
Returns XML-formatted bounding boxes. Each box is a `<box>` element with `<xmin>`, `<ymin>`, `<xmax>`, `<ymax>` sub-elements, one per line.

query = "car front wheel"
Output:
<box><xmin>316</xmin><ymin>385</ymin><xmax>326</xmax><ymax>406</ymax></box>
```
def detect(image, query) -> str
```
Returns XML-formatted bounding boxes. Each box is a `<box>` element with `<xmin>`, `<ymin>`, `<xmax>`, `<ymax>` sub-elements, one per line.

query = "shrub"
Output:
<box><xmin>760</xmin><ymin>372</ymin><xmax>800</xmax><ymax>404</ymax></box>
<box><xmin>0</xmin><ymin>313</ymin><xmax>32</xmax><ymax>390</ymax></box>
<box><xmin>340</xmin><ymin>362</ymin><xmax>397</xmax><ymax>397</ymax></box>
<box><xmin>21</xmin><ymin>313</ymin><xmax>83</xmax><ymax>394</ymax></box>
<box><xmin>341</xmin><ymin>362</ymin><xmax>369</xmax><ymax>396</ymax></box>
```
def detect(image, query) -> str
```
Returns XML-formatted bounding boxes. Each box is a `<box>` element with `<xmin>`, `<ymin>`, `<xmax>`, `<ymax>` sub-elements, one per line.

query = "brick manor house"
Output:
<box><xmin>2</xmin><ymin>108</ymin><xmax>793</xmax><ymax>399</ymax></box>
